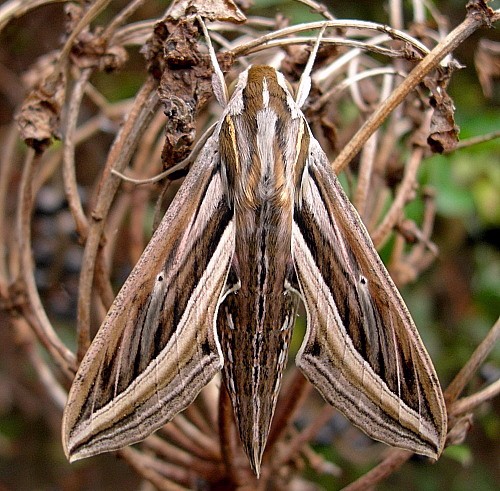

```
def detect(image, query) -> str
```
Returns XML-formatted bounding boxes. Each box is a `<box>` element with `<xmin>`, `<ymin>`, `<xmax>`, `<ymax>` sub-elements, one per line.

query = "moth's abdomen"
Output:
<box><xmin>216</xmin><ymin>65</ymin><xmax>307</xmax><ymax>474</ymax></box>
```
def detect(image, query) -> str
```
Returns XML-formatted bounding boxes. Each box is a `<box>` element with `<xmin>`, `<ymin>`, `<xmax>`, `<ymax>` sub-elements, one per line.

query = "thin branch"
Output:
<box><xmin>0</xmin><ymin>0</ymin><xmax>66</xmax><ymax>32</ymax></box>
<box><xmin>372</xmin><ymin>146</ymin><xmax>424</xmax><ymax>248</ymax></box>
<box><xmin>445</xmin><ymin>317</ymin><xmax>500</xmax><ymax>405</ymax></box>
<box><xmin>341</xmin><ymin>448</ymin><xmax>413</xmax><ymax>491</ymax></box>
<box><xmin>102</xmin><ymin>0</ymin><xmax>148</xmax><ymax>40</ymax></box>
<box><xmin>16</xmin><ymin>149</ymin><xmax>76</xmax><ymax>375</ymax></box>
<box><xmin>0</xmin><ymin>123</ymin><xmax>19</xmax><ymax>280</ymax></box>
<box><xmin>332</xmin><ymin>5</ymin><xmax>498</xmax><ymax>174</ymax></box>
<box><xmin>119</xmin><ymin>447</ymin><xmax>191</xmax><ymax>491</ymax></box>
<box><xmin>274</xmin><ymin>404</ymin><xmax>335</xmax><ymax>471</ymax></box>
<box><xmin>295</xmin><ymin>0</ymin><xmax>336</xmax><ymax>20</ymax></box>
<box><xmin>63</xmin><ymin>67</ymin><xmax>91</xmax><ymax>240</ymax></box>
<box><xmin>157</xmin><ymin>416</ymin><xmax>221</xmax><ymax>462</ymax></box>
<box><xmin>11</xmin><ymin>317</ymin><xmax>67</xmax><ymax>410</ymax></box>
<box><xmin>231</xmin><ymin>20</ymin><xmax>431</xmax><ymax>58</ymax></box>
<box><xmin>450</xmin><ymin>377</ymin><xmax>500</xmax><ymax>417</ymax></box>
<box><xmin>142</xmin><ymin>434</ymin><xmax>220</xmax><ymax>478</ymax></box>
<box><xmin>450</xmin><ymin>129</ymin><xmax>500</xmax><ymax>151</ymax></box>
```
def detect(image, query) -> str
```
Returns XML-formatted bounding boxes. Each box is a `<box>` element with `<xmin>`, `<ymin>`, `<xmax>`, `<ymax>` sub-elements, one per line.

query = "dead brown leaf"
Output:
<box><xmin>17</xmin><ymin>68</ymin><xmax>66</xmax><ymax>152</ymax></box>
<box><xmin>168</xmin><ymin>0</ymin><xmax>246</xmax><ymax>23</ymax></box>
<box><xmin>425</xmin><ymin>63</ymin><xmax>461</xmax><ymax>153</ymax></box>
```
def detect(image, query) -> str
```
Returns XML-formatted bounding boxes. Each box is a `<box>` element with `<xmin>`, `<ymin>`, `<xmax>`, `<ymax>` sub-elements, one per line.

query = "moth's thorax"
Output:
<box><xmin>219</xmin><ymin>65</ymin><xmax>309</xmax><ymax>212</ymax></box>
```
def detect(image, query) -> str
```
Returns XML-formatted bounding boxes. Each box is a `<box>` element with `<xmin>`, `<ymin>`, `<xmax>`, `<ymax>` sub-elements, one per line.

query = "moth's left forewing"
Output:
<box><xmin>292</xmin><ymin>137</ymin><xmax>447</xmax><ymax>458</ymax></box>
<box><xmin>63</xmin><ymin>134</ymin><xmax>235</xmax><ymax>461</ymax></box>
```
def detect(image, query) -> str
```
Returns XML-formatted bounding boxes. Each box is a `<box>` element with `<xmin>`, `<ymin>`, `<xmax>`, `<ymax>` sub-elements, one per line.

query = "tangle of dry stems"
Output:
<box><xmin>0</xmin><ymin>0</ymin><xmax>499</xmax><ymax>489</ymax></box>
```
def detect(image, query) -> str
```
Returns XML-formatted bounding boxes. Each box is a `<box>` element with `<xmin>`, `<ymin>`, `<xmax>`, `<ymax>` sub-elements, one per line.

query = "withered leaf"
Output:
<box><xmin>147</xmin><ymin>16</ymin><xmax>233</xmax><ymax>168</ymax></box>
<box><xmin>425</xmin><ymin>64</ymin><xmax>461</xmax><ymax>153</ymax></box>
<box><xmin>168</xmin><ymin>0</ymin><xmax>246</xmax><ymax>23</ymax></box>
<box><xmin>17</xmin><ymin>69</ymin><xmax>66</xmax><ymax>152</ymax></box>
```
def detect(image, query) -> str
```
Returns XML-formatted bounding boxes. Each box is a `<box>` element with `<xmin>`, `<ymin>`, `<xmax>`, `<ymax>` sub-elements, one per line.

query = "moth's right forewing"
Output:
<box><xmin>293</xmin><ymin>138</ymin><xmax>447</xmax><ymax>458</ymax></box>
<box><xmin>63</xmin><ymin>134</ymin><xmax>235</xmax><ymax>461</ymax></box>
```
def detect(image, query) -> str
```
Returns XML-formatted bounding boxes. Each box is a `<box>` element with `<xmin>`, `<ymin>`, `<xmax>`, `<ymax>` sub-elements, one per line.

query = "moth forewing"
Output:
<box><xmin>292</xmin><ymin>138</ymin><xmax>447</xmax><ymax>458</ymax></box>
<box><xmin>62</xmin><ymin>135</ymin><xmax>235</xmax><ymax>461</ymax></box>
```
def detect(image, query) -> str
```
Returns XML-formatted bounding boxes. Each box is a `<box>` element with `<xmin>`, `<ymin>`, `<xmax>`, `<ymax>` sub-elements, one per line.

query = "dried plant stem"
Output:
<box><xmin>11</xmin><ymin>316</ymin><xmax>67</xmax><ymax>410</ymax></box>
<box><xmin>341</xmin><ymin>448</ymin><xmax>412</xmax><ymax>491</ymax></box>
<box><xmin>445</xmin><ymin>317</ymin><xmax>500</xmax><ymax>405</ymax></box>
<box><xmin>354</xmin><ymin>132</ymin><xmax>379</xmax><ymax>217</ymax></box>
<box><xmin>142</xmin><ymin>434</ymin><xmax>219</xmax><ymax>478</ymax></box>
<box><xmin>372</xmin><ymin>146</ymin><xmax>423</xmax><ymax>248</ymax></box>
<box><xmin>0</xmin><ymin>123</ymin><xmax>18</xmax><ymax>280</ymax></box>
<box><xmin>183</xmin><ymin>403</ymin><xmax>218</xmax><ymax>438</ymax></box>
<box><xmin>333</xmin><ymin>5</ymin><xmax>498</xmax><ymax>174</ymax></box>
<box><xmin>119</xmin><ymin>447</ymin><xmax>191</xmax><ymax>491</ymax></box>
<box><xmin>16</xmin><ymin>149</ymin><xmax>76</xmax><ymax>374</ymax></box>
<box><xmin>274</xmin><ymin>404</ymin><xmax>335</xmax><ymax>471</ymax></box>
<box><xmin>450</xmin><ymin>377</ymin><xmax>500</xmax><ymax>416</ymax></box>
<box><xmin>231</xmin><ymin>20</ymin><xmax>431</xmax><ymax>58</ymax></box>
<box><xmin>0</xmin><ymin>0</ymin><xmax>64</xmax><ymax>32</ymax></box>
<box><xmin>451</xmin><ymin>129</ymin><xmax>500</xmax><ymax>150</ymax></box>
<box><xmin>63</xmin><ymin>67</ymin><xmax>92</xmax><ymax>240</ymax></box>
<box><xmin>102</xmin><ymin>0</ymin><xmax>148</xmax><ymax>40</ymax></box>
<box><xmin>158</xmin><ymin>416</ymin><xmax>221</xmax><ymax>461</ymax></box>
<box><xmin>295</xmin><ymin>0</ymin><xmax>335</xmax><ymax>20</ymax></box>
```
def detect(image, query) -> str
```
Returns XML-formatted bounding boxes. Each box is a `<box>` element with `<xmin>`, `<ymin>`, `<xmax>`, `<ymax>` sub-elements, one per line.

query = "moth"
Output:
<box><xmin>62</xmin><ymin>22</ymin><xmax>447</xmax><ymax>476</ymax></box>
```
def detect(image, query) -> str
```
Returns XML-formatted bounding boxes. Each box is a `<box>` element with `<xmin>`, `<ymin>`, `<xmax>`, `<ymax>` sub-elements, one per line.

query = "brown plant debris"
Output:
<box><xmin>145</xmin><ymin>15</ymin><xmax>233</xmax><ymax>169</ymax></box>
<box><xmin>168</xmin><ymin>0</ymin><xmax>246</xmax><ymax>23</ymax></box>
<box><xmin>17</xmin><ymin>68</ymin><xmax>66</xmax><ymax>152</ymax></box>
<box><xmin>425</xmin><ymin>63</ymin><xmax>462</xmax><ymax>153</ymax></box>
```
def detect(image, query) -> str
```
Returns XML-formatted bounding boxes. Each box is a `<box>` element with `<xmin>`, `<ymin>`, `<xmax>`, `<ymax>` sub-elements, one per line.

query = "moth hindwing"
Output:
<box><xmin>63</xmin><ymin>29</ymin><xmax>446</xmax><ymax>477</ymax></box>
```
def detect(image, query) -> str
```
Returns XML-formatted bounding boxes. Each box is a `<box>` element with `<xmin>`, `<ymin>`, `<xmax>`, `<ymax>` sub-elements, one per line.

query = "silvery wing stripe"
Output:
<box><xmin>292</xmin><ymin>137</ymin><xmax>447</xmax><ymax>458</ymax></box>
<box><xmin>63</xmin><ymin>135</ymin><xmax>235</xmax><ymax>461</ymax></box>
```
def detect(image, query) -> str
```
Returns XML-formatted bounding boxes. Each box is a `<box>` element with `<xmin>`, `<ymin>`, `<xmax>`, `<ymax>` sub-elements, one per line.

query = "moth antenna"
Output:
<box><xmin>196</xmin><ymin>15</ymin><xmax>229</xmax><ymax>107</ymax></box>
<box><xmin>295</xmin><ymin>25</ymin><xmax>326</xmax><ymax>108</ymax></box>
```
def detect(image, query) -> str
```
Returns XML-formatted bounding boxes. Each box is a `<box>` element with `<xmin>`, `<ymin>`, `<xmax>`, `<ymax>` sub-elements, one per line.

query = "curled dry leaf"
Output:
<box><xmin>17</xmin><ymin>69</ymin><xmax>66</xmax><ymax>152</ymax></box>
<box><xmin>70</xmin><ymin>31</ymin><xmax>128</xmax><ymax>72</ymax></box>
<box><xmin>142</xmin><ymin>0</ymin><xmax>244</xmax><ymax>169</ymax></box>
<box><xmin>168</xmin><ymin>0</ymin><xmax>246</xmax><ymax>23</ymax></box>
<box><xmin>425</xmin><ymin>64</ymin><xmax>461</xmax><ymax>153</ymax></box>
<box><xmin>64</xmin><ymin>3</ymin><xmax>128</xmax><ymax>71</ymax></box>
<box><xmin>475</xmin><ymin>38</ymin><xmax>500</xmax><ymax>98</ymax></box>
<box><xmin>144</xmin><ymin>15</ymin><xmax>233</xmax><ymax>169</ymax></box>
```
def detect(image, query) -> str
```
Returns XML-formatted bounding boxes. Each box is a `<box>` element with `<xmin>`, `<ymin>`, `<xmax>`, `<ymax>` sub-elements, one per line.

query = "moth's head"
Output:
<box><xmin>228</xmin><ymin>65</ymin><xmax>295</xmax><ymax>100</ymax></box>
